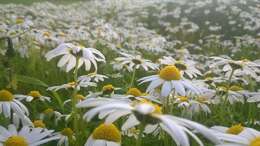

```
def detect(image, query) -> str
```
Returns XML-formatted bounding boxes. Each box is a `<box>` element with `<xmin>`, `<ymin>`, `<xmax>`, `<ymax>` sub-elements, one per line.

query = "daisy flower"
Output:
<box><xmin>210</xmin><ymin>56</ymin><xmax>260</xmax><ymax>81</ymax></box>
<box><xmin>0</xmin><ymin>124</ymin><xmax>59</xmax><ymax>146</ymax></box>
<box><xmin>78</xmin><ymin>73</ymin><xmax>108</xmax><ymax>85</ymax></box>
<box><xmin>189</xmin><ymin>96</ymin><xmax>212</xmax><ymax>114</ymax></box>
<box><xmin>81</xmin><ymin>99</ymin><xmax>220</xmax><ymax>146</ymax></box>
<box><xmin>39</xmin><ymin>108</ymin><xmax>63</xmax><ymax>125</ymax></box>
<box><xmin>0</xmin><ymin>89</ymin><xmax>29</xmax><ymax>119</ymax></box>
<box><xmin>64</xmin><ymin>94</ymin><xmax>86</xmax><ymax>105</ymax></box>
<box><xmin>159</xmin><ymin>56</ymin><xmax>202</xmax><ymax>78</ymax></box>
<box><xmin>216</xmin><ymin>85</ymin><xmax>247</xmax><ymax>104</ymax></box>
<box><xmin>174</xmin><ymin>96</ymin><xmax>190</xmax><ymax>108</ymax></box>
<box><xmin>45</xmin><ymin>43</ymin><xmax>105</xmax><ymax>72</ymax></box>
<box><xmin>139</xmin><ymin>65</ymin><xmax>201</xmax><ymax>97</ymax></box>
<box><xmin>16</xmin><ymin>90</ymin><xmax>51</xmax><ymax>102</ymax></box>
<box><xmin>85</xmin><ymin>123</ymin><xmax>121</xmax><ymax>146</ymax></box>
<box><xmin>113</xmin><ymin>52</ymin><xmax>158</xmax><ymax>72</ymax></box>
<box><xmin>247</xmin><ymin>91</ymin><xmax>260</xmax><ymax>108</ymax></box>
<box><xmin>56</xmin><ymin>128</ymin><xmax>75</xmax><ymax>146</ymax></box>
<box><xmin>215</xmin><ymin>127</ymin><xmax>260</xmax><ymax>146</ymax></box>
<box><xmin>33</xmin><ymin>120</ymin><xmax>46</xmax><ymax>128</ymax></box>
<box><xmin>47</xmin><ymin>80</ymin><xmax>96</xmax><ymax>92</ymax></box>
<box><xmin>211</xmin><ymin>124</ymin><xmax>245</xmax><ymax>135</ymax></box>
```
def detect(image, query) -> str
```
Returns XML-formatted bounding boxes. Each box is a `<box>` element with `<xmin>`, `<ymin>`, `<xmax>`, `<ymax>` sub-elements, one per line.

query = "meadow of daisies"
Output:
<box><xmin>0</xmin><ymin>0</ymin><xmax>260</xmax><ymax>146</ymax></box>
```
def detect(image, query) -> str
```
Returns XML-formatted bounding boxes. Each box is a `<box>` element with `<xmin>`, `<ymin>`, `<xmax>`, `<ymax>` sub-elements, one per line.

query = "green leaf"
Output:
<box><xmin>16</xmin><ymin>74</ymin><xmax>48</xmax><ymax>87</ymax></box>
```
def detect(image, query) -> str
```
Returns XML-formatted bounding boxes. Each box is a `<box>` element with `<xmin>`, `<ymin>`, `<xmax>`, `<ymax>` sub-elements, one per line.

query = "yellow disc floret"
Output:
<box><xmin>28</xmin><ymin>91</ymin><xmax>41</xmax><ymax>99</ymax></box>
<box><xmin>61</xmin><ymin>128</ymin><xmax>74</xmax><ymax>137</ymax></box>
<box><xmin>0</xmin><ymin>90</ymin><xmax>14</xmax><ymax>101</ymax></box>
<box><xmin>178</xmin><ymin>96</ymin><xmax>189</xmax><ymax>102</ymax></box>
<box><xmin>159</xmin><ymin>65</ymin><xmax>181</xmax><ymax>81</ymax></box>
<box><xmin>229</xmin><ymin>85</ymin><xmax>243</xmax><ymax>91</ymax></box>
<box><xmin>15</xmin><ymin>17</ymin><xmax>24</xmax><ymax>24</ymax></box>
<box><xmin>250</xmin><ymin>137</ymin><xmax>260</xmax><ymax>146</ymax></box>
<box><xmin>33</xmin><ymin>120</ymin><xmax>46</xmax><ymax>128</ymax></box>
<box><xmin>127</xmin><ymin>88</ymin><xmax>142</xmax><ymax>97</ymax></box>
<box><xmin>74</xmin><ymin>94</ymin><xmax>85</xmax><ymax>100</ymax></box>
<box><xmin>92</xmin><ymin>124</ymin><xmax>121</xmax><ymax>142</ymax></box>
<box><xmin>5</xmin><ymin>136</ymin><xmax>28</xmax><ymax>146</ymax></box>
<box><xmin>226</xmin><ymin>124</ymin><xmax>244</xmax><ymax>135</ymax></box>
<box><xmin>102</xmin><ymin>84</ymin><xmax>115</xmax><ymax>94</ymax></box>
<box><xmin>43</xmin><ymin>108</ymin><xmax>54</xmax><ymax>114</ymax></box>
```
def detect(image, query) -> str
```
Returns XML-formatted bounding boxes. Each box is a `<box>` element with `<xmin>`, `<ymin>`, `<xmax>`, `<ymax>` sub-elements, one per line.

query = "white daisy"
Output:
<box><xmin>211</xmin><ymin>124</ymin><xmax>245</xmax><ymax>135</ymax></box>
<box><xmin>0</xmin><ymin>89</ymin><xmax>29</xmax><ymax>119</ymax></box>
<box><xmin>189</xmin><ymin>96</ymin><xmax>212</xmax><ymax>114</ymax></box>
<box><xmin>247</xmin><ymin>91</ymin><xmax>260</xmax><ymax>108</ymax></box>
<box><xmin>39</xmin><ymin>108</ymin><xmax>63</xmax><ymax>125</ymax></box>
<box><xmin>45</xmin><ymin>43</ymin><xmax>105</xmax><ymax>72</ymax></box>
<box><xmin>56</xmin><ymin>128</ymin><xmax>75</xmax><ymax>146</ymax></box>
<box><xmin>113</xmin><ymin>52</ymin><xmax>158</xmax><ymax>72</ymax></box>
<box><xmin>15</xmin><ymin>90</ymin><xmax>51</xmax><ymax>102</ymax></box>
<box><xmin>85</xmin><ymin>123</ymin><xmax>121</xmax><ymax>146</ymax></box>
<box><xmin>159</xmin><ymin>56</ymin><xmax>202</xmax><ymax>79</ymax></box>
<box><xmin>216</xmin><ymin>85</ymin><xmax>248</xmax><ymax>104</ymax></box>
<box><xmin>77</xmin><ymin>73</ymin><xmax>108</xmax><ymax>86</ymax></box>
<box><xmin>47</xmin><ymin>80</ymin><xmax>96</xmax><ymax>92</ymax></box>
<box><xmin>81</xmin><ymin>99</ymin><xmax>220</xmax><ymax>146</ymax></box>
<box><xmin>139</xmin><ymin>65</ymin><xmax>201</xmax><ymax>97</ymax></box>
<box><xmin>0</xmin><ymin>124</ymin><xmax>59</xmax><ymax>146</ymax></box>
<box><xmin>215</xmin><ymin>127</ymin><xmax>260</xmax><ymax>146</ymax></box>
<box><xmin>210</xmin><ymin>56</ymin><xmax>260</xmax><ymax>81</ymax></box>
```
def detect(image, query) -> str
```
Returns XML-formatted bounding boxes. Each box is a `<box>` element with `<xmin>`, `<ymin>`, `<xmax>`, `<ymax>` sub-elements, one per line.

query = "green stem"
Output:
<box><xmin>129</xmin><ymin>68</ymin><xmax>136</xmax><ymax>87</ymax></box>
<box><xmin>136</xmin><ymin>123</ymin><xmax>145</xmax><ymax>146</ymax></box>
<box><xmin>71</xmin><ymin>58</ymin><xmax>79</xmax><ymax>145</ymax></box>
<box><xmin>51</xmin><ymin>91</ymin><xmax>64</xmax><ymax>112</ymax></box>
<box><xmin>224</xmin><ymin>69</ymin><xmax>235</xmax><ymax>104</ymax></box>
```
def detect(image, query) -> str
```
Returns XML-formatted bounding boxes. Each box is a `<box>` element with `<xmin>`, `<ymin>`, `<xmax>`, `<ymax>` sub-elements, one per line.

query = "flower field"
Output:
<box><xmin>0</xmin><ymin>0</ymin><xmax>260</xmax><ymax>146</ymax></box>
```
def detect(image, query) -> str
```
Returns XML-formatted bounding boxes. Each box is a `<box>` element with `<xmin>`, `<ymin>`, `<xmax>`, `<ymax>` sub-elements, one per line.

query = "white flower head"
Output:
<box><xmin>0</xmin><ymin>124</ymin><xmax>59</xmax><ymax>146</ymax></box>
<box><xmin>45</xmin><ymin>43</ymin><xmax>105</xmax><ymax>72</ymax></box>
<box><xmin>139</xmin><ymin>65</ymin><xmax>201</xmax><ymax>97</ymax></box>
<box><xmin>0</xmin><ymin>89</ymin><xmax>29</xmax><ymax>120</ymax></box>
<box><xmin>113</xmin><ymin>52</ymin><xmax>158</xmax><ymax>72</ymax></box>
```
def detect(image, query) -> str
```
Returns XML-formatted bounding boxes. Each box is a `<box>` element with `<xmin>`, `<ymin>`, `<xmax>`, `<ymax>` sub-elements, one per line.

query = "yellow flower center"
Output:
<box><xmin>159</xmin><ymin>65</ymin><xmax>181</xmax><ymax>81</ymax></box>
<box><xmin>15</xmin><ymin>18</ymin><xmax>24</xmax><ymax>24</ymax></box>
<box><xmin>174</xmin><ymin>61</ymin><xmax>187</xmax><ymax>70</ymax></box>
<box><xmin>28</xmin><ymin>91</ymin><xmax>41</xmax><ymax>99</ymax></box>
<box><xmin>178</xmin><ymin>96</ymin><xmax>189</xmax><ymax>102</ymax></box>
<box><xmin>92</xmin><ymin>124</ymin><xmax>121</xmax><ymax>142</ymax></box>
<box><xmin>204</xmin><ymin>77</ymin><xmax>213</xmax><ymax>84</ymax></box>
<box><xmin>229</xmin><ymin>61</ymin><xmax>243</xmax><ymax>70</ymax></box>
<box><xmin>74</xmin><ymin>94</ymin><xmax>85</xmax><ymax>100</ymax></box>
<box><xmin>5</xmin><ymin>136</ymin><xmax>28</xmax><ymax>146</ymax></box>
<box><xmin>196</xmin><ymin>97</ymin><xmax>208</xmax><ymax>103</ymax></box>
<box><xmin>102</xmin><ymin>84</ymin><xmax>115</xmax><ymax>94</ymax></box>
<box><xmin>33</xmin><ymin>120</ymin><xmax>46</xmax><ymax>128</ymax></box>
<box><xmin>43</xmin><ymin>108</ymin><xmax>54</xmax><ymax>114</ymax></box>
<box><xmin>68</xmin><ymin>82</ymin><xmax>77</xmax><ymax>88</ymax></box>
<box><xmin>250</xmin><ymin>137</ymin><xmax>260</xmax><ymax>146</ymax></box>
<box><xmin>127</xmin><ymin>88</ymin><xmax>143</xmax><ymax>97</ymax></box>
<box><xmin>59</xmin><ymin>32</ymin><xmax>66</xmax><ymax>37</ymax></box>
<box><xmin>43</xmin><ymin>32</ymin><xmax>51</xmax><ymax>38</ymax></box>
<box><xmin>61</xmin><ymin>128</ymin><xmax>74</xmax><ymax>137</ymax></box>
<box><xmin>229</xmin><ymin>85</ymin><xmax>243</xmax><ymax>91</ymax></box>
<box><xmin>226</xmin><ymin>124</ymin><xmax>244</xmax><ymax>135</ymax></box>
<box><xmin>0</xmin><ymin>90</ymin><xmax>14</xmax><ymax>101</ymax></box>
<box><xmin>218</xmin><ymin>86</ymin><xmax>228</xmax><ymax>92</ymax></box>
